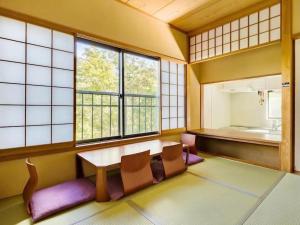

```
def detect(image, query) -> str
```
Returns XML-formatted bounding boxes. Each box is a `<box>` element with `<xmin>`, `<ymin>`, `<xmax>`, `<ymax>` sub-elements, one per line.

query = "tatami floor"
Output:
<box><xmin>1</xmin><ymin>153</ymin><xmax>300</xmax><ymax>225</ymax></box>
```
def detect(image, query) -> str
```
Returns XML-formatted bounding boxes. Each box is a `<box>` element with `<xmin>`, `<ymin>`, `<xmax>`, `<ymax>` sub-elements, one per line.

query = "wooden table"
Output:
<box><xmin>76</xmin><ymin>140</ymin><xmax>180</xmax><ymax>202</ymax></box>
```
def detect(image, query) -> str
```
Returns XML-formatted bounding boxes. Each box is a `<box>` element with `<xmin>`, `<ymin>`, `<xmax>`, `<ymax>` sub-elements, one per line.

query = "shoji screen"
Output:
<box><xmin>295</xmin><ymin>39</ymin><xmax>300</xmax><ymax>170</ymax></box>
<box><xmin>161</xmin><ymin>60</ymin><xmax>185</xmax><ymax>130</ymax></box>
<box><xmin>190</xmin><ymin>3</ymin><xmax>281</xmax><ymax>63</ymax></box>
<box><xmin>0</xmin><ymin>16</ymin><xmax>74</xmax><ymax>149</ymax></box>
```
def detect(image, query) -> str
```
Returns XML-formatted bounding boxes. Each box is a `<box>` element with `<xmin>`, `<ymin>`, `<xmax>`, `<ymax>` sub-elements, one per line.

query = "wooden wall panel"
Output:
<box><xmin>186</xmin><ymin>64</ymin><xmax>201</xmax><ymax>130</ymax></box>
<box><xmin>0</xmin><ymin>0</ymin><xmax>188</xmax><ymax>61</ymax></box>
<box><xmin>280</xmin><ymin>0</ymin><xmax>293</xmax><ymax>172</ymax></box>
<box><xmin>196</xmin><ymin>43</ymin><xmax>282</xmax><ymax>84</ymax></box>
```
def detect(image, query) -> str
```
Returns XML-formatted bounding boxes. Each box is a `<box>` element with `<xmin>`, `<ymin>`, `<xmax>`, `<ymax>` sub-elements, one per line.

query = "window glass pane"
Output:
<box><xmin>52</xmin><ymin>124</ymin><xmax>73</xmax><ymax>143</ymax></box>
<box><xmin>170</xmin><ymin>62</ymin><xmax>177</xmax><ymax>73</ymax></box>
<box><xmin>53</xmin><ymin>69</ymin><xmax>74</xmax><ymax>88</ymax></box>
<box><xmin>53</xmin><ymin>31</ymin><xmax>74</xmax><ymax>52</ymax></box>
<box><xmin>271</xmin><ymin>4</ymin><xmax>281</xmax><ymax>17</ymax></box>
<box><xmin>0</xmin><ymin>16</ymin><xmax>25</xmax><ymax>42</ymax></box>
<box><xmin>170</xmin><ymin>118</ymin><xmax>177</xmax><ymax>129</ymax></box>
<box><xmin>0</xmin><ymin>39</ymin><xmax>25</xmax><ymax>62</ymax></box>
<box><xmin>124</xmin><ymin>53</ymin><xmax>159</xmax><ymax>135</ymax></box>
<box><xmin>27</xmin><ymin>24</ymin><xmax>52</xmax><ymax>47</ymax></box>
<box><xmin>0</xmin><ymin>127</ymin><xmax>25</xmax><ymax>149</ymax></box>
<box><xmin>170</xmin><ymin>107</ymin><xmax>177</xmax><ymax>118</ymax></box>
<box><xmin>178</xmin><ymin>96</ymin><xmax>184</xmax><ymax>107</ymax></box>
<box><xmin>0</xmin><ymin>83</ymin><xmax>25</xmax><ymax>105</ymax></box>
<box><xmin>26</xmin><ymin>106</ymin><xmax>51</xmax><ymax>125</ymax></box>
<box><xmin>162</xmin><ymin>118</ymin><xmax>169</xmax><ymax>130</ymax></box>
<box><xmin>170</xmin><ymin>84</ymin><xmax>177</xmax><ymax>95</ymax></box>
<box><xmin>178</xmin><ymin>118</ymin><xmax>185</xmax><ymax>128</ymax></box>
<box><xmin>76</xmin><ymin>40</ymin><xmax>120</xmax><ymax>140</ymax></box>
<box><xmin>178</xmin><ymin>74</ymin><xmax>184</xmax><ymax>85</ymax></box>
<box><xmin>0</xmin><ymin>61</ymin><xmax>25</xmax><ymax>84</ymax></box>
<box><xmin>52</xmin><ymin>106</ymin><xmax>73</xmax><ymax>124</ymax></box>
<box><xmin>52</xmin><ymin>87</ymin><xmax>73</xmax><ymax>105</ymax></box>
<box><xmin>178</xmin><ymin>64</ymin><xmax>184</xmax><ymax>74</ymax></box>
<box><xmin>178</xmin><ymin>106</ymin><xmax>185</xmax><ymax>117</ymax></box>
<box><xmin>170</xmin><ymin>73</ymin><xmax>177</xmax><ymax>84</ymax></box>
<box><xmin>161</xmin><ymin>72</ymin><xmax>169</xmax><ymax>83</ymax></box>
<box><xmin>162</xmin><ymin>83</ymin><xmax>169</xmax><ymax>95</ymax></box>
<box><xmin>27</xmin><ymin>45</ymin><xmax>51</xmax><ymax>66</ymax></box>
<box><xmin>26</xmin><ymin>125</ymin><xmax>51</xmax><ymax>146</ymax></box>
<box><xmin>161</xmin><ymin>60</ymin><xmax>169</xmax><ymax>72</ymax></box>
<box><xmin>27</xmin><ymin>65</ymin><xmax>51</xmax><ymax>86</ymax></box>
<box><xmin>162</xmin><ymin>107</ymin><xmax>169</xmax><ymax>118</ymax></box>
<box><xmin>27</xmin><ymin>86</ymin><xmax>51</xmax><ymax>105</ymax></box>
<box><xmin>0</xmin><ymin>106</ymin><xmax>25</xmax><ymax>127</ymax></box>
<box><xmin>162</xmin><ymin>95</ymin><xmax>169</xmax><ymax>106</ymax></box>
<box><xmin>53</xmin><ymin>50</ymin><xmax>73</xmax><ymax>70</ymax></box>
<box><xmin>170</xmin><ymin>96</ymin><xmax>177</xmax><ymax>106</ymax></box>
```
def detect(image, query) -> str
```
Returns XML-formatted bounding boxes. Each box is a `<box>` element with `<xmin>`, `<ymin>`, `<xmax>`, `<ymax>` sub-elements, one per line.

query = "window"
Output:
<box><xmin>268</xmin><ymin>90</ymin><xmax>281</xmax><ymax>119</ymax></box>
<box><xmin>76</xmin><ymin>39</ymin><xmax>159</xmax><ymax>143</ymax></box>
<box><xmin>0</xmin><ymin>16</ymin><xmax>74</xmax><ymax>149</ymax></box>
<box><xmin>161</xmin><ymin>60</ymin><xmax>185</xmax><ymax>130</ymax></box>
<box><xmin>124</xmin><ymin>53</ymin><xmax>160</xmax><ymax>136</ymax></box>
<box><xmin>190</xmin><ymin>3</ymin><xmax>281</xmax><ymax>63</ymax></box>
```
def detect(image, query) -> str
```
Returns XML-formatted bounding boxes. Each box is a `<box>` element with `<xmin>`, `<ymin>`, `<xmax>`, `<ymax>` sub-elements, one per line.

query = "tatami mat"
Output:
<box><xmin>131</xmin><ymin>173</ymin><xmax>258</xmax><ymax>225</ymax></box>
<box><xmin>243</xmin><ymin>173</ymin><xmax>300</xmax><ymax>225</ymax></box>
<box><xmin>188</xmin><ymin>152</ymin><xmax>284</xmax><ymax>197</ymax></box>
<box><xmin>0</xmin><ymin>153</ymin><xmax>294</xmax><ymax>225</ymax></box>
<box><xmin>74</xmin><ymin>202</ymin><xmax>153</xmax><ymax>225</ymax></box>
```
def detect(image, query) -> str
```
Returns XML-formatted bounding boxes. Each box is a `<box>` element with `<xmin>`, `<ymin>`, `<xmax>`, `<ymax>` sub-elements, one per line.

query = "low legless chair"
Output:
<box><xmin>107</xmin><ymin>150</ymin><xmax>154</xmax><ymax>200</ymax></box>
<box><xmin>23</xmin><ymin>158</ymin><xmax>96</xmax><ymax>222</ymax></box>
<box><xmin>161</xmin><ymin>144</ymin><xmax>187</xmax><ymax>178</ymax></box>
<box><xmin>151</xmin><ymin>144</ymin><xmax>187</xmax><ymax>182</ymax></box>
<box><xmin>181</xmin><ymin>133</ymin><xmax>204</xmax><ymax>165</ymax></box>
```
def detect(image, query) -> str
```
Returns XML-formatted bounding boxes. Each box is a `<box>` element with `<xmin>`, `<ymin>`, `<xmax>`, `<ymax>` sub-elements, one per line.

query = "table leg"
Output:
<box><xmin>76</xmin><ymin>156</ymin><xmax>84</xmax><ymax>179</ymax></box>
<box><xmin>96</xmin><ymin>167</ymin><xmax>110</xmax><ymax>202</ymax></box>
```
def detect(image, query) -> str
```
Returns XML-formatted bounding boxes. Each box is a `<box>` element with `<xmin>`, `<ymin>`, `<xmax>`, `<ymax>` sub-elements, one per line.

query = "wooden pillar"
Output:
<box><xmin>186</xmin><ymin>64</ymin><xmax>201</xmax><ymax>130</ymax></box>
<box><xmin>280</xmin><ymin>0</ymin><xmax>294</xmax><ymax>172</ymax></box>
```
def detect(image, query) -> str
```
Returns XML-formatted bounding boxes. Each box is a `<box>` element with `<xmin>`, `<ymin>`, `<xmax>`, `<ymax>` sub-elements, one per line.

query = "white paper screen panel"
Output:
<box><xmin>161</xmin><ymin>60</ymin><xmax>185</xmax><ymax>130</ymax></box>
<box><xmin>190</xmin><ymin>3</ymin><xmax>281</xmax><ymax>63</ymax></box>
<box><xmin>0</xmin><ymin>15</ymin><xmax>74</xmax><ymax>149</ymax></box>
<box><xmin>295</xmin><ymin>39</ymin><xmax>300</xmax><ymax>170</ymax></box>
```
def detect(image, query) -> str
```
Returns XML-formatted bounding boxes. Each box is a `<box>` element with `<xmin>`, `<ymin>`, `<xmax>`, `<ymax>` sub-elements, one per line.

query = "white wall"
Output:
<box><xmin>212</xmin><ymin>86</ymin><xmax>231</xmax><ymax>128</ymax></box>
<box><xmin>295</xmin><ymin>39</ymin><xmax>300</xmax><ymax>171</ymax></box>
<box><xmin>203</xmin><ymin>85</ymin><xmax>231</xmax><ymax>129</ymax></box>
<box><xmin>230</xmin><ymin>92</ymin><xmax>272</xmax><ymax>128</ymax></box>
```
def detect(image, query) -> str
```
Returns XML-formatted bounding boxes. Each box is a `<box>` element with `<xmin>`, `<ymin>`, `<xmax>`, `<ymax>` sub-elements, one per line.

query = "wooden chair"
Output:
<box><xmin>23</xmin><ymin>158</ymin><xmax>38</xmax><ymax>215</ymax></box>
<box><xmin>107</xmin><ymin>150</ymin><xmax>154</xmax><ymax>200</ymax></box>
<box><xmin>120</xmin><ymin>150</ymin><xmax>154</xmax><ymax>195</ymax></box>
<box><xmin>181</xmin><ymin>133</ymin><xmax>204</xmax><ymax>165</ymax></box>
<box><xmin>23</xmin><ymin>158</ymin><xmax>95</xmax><ymax>222</ymax></box>
<box><xmin>181</xmin><ymin>133</ymin><xmax>198</xmax><ymax>154</ymax></box>
<box><xmin>161</xmin><ymin>144</ymin><xmax>187</xmax><ymax>178</ymax></box>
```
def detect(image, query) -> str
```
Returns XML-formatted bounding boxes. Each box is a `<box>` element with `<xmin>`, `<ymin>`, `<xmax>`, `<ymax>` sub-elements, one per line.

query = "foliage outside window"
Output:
<box><xmin>76</xmin><ymin>39</ymin><xmax>159</xmax><ymax>143</ymax></box>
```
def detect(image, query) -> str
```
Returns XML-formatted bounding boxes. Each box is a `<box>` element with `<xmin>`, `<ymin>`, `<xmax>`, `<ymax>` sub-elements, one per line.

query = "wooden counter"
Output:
<box><xmin>188</xmin><ymin>129</ymin><xmax>281</xmax><ymax>147</ymax></box>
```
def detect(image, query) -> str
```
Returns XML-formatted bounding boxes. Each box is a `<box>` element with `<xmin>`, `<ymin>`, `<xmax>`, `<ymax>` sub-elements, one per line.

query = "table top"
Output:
<box><xmin>188</xmin><ymin>128</ymin><xmax>281</xmax><ymax>146</ymax></box>
<box><xmin>77</xmin><ymin>140</ymin><xmax>180</xmax><ymax>168</ymax></box>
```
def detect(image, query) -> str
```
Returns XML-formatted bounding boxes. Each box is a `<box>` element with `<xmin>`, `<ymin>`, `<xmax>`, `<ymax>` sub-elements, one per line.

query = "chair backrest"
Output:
<box><xmin>181</xmin><ymin>133</ymin><xmax>198</xmax><ymax>154</ymax></box>
<box><xmin>161</xmin><ymin>144</ymin><xmax>186</xmax><ymax>178</ymax></box>
<box><xmin>120</xmin><ymin>150</ymin><xmax>153</xmax><ymax>195</ymax></box>
<box><xmin>23</xmin><ymin>158</ymin><xmax>38</xmax><ymax>215</ymax></box>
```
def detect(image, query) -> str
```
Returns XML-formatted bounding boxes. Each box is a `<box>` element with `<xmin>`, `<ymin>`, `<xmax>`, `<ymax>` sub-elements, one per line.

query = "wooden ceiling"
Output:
<box><xmin>118</xmin><ymin>0</ymin><xmax>266</xmax><ymax>32</ymax></box>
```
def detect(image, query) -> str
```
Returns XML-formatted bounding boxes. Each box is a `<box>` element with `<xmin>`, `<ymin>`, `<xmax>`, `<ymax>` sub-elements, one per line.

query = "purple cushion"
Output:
<box><xmin>151</xmin><ymin>160</ymin><xmax>165</xmax><ymax>183</ymax></box>
<box><xmin>30</xmin><ymin>178</ymin><xmax>95</xmax><ymax>222</ymax></box>
<box><xmin>107</xmin><ymin>174</ymin><xmax>124</xmax><ymax>201</ymax></box>
<box><xmin>183</xmin><ymin>152</ymin><xmax>204</xmax><ymax>165</ymax></box>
